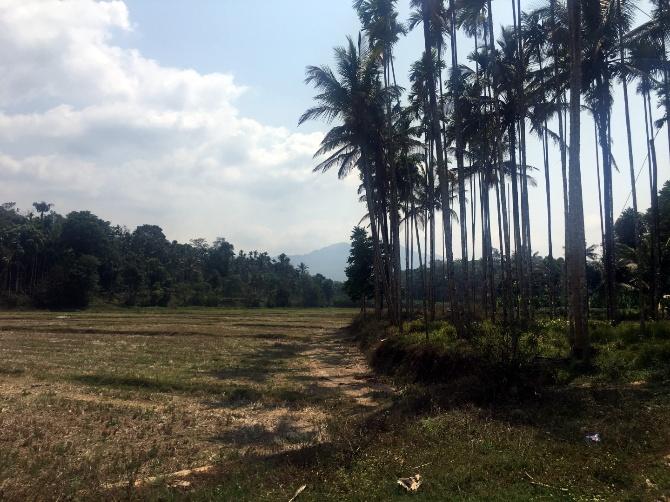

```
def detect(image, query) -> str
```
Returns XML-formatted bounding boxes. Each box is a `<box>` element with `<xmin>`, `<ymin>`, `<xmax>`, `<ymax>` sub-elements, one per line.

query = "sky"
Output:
<box><xmin>0</xmin><ymin>0</ymin><xmax>667</xmax><ymax>258</ymax></box>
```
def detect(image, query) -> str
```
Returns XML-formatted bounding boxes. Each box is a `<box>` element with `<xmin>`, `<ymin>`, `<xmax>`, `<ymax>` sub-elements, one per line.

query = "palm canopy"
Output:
<box><xmin>408</xmin><ymin>0</ymin><xmax>451</xmax><ymax>50</ymax></box>
<box><xmin>299</xmin><ymin>36</ymin><xmax>398</xmax><ymax>179</ymax></box>
<box><xmin>354</xmin><ymin>0</ymin><xmax>406</xmax><ymax>54</ymax></box>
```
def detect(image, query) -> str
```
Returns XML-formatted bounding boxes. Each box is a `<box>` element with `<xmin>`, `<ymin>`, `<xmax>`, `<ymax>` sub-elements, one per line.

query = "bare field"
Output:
<box><xmin>0</xmin><ymin>308</ymin><xmax>389</xmax><ymax>500</ymax></box>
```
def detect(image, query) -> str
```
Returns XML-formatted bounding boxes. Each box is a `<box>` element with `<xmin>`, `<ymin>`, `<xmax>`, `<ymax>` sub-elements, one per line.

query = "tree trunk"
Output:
<box><xmin>509</xmin><ymin>125</ymin><xmax>523</xmax><ymax>319</ymax></box>
<box><xmin>421</xmin><ymin>0</ymin><xmax>457</xmax><ymax>330</ymax></box>
<box><xmin>618</xmin><ymin>0</ymin><xmax>644</xmax><ymax>324</ymax></box>
<box><xmin>594</xmin><ymin>84</ymin><xmax>616</xmax><ymax>321</ymax></box>
<box><xmin>567</xmin><ymin>0</ymin><xmax>589</xmax><ymax>359</ymax></box>
<box><xmin>448</xmin><ymin>0</ymin><xmax>469</xmax><ymax>322</ymax></box>
<box><xmin>644</xmin><ymin>89</ymin><xmax>660</xmax><ymax>319</ymax></box>
<box><xmin>362</xmin><ymin>165</ymin><xmax>386</xmax><ymax>319</ymax></box>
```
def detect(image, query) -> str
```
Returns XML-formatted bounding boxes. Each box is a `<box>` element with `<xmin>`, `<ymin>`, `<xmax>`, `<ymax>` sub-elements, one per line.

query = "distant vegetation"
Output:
<box><xmin>0</xmin><ymin>203</ymin><xmax>350</xmax><ymax>309</ymax></box>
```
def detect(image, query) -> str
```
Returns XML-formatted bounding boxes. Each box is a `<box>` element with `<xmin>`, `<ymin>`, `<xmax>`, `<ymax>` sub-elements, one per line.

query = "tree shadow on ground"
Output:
<box><xmin>210</xmin><ymin>414</ymin><xmax>321</xmax><ymax>449</ymax></box>
<box><xmin>209</xmin><ymin>339</ymin><xmax>307</xmax><ymax>384</ymax></box>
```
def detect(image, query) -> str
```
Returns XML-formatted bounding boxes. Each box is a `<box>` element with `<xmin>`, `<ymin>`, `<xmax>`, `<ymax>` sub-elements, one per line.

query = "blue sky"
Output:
<box><xmin>120</xmin><ymin>1</ymin><xmax>361</xmax><ymax>131</ymax></box>
<box><xmin>0</xmin><ymin>0</ymin><xmax>667</xmax><ymax>258</ymax></box>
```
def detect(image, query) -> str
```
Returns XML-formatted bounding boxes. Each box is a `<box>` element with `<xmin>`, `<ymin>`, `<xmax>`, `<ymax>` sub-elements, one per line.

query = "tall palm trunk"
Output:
<box><xmin>405</xmin><ymin>202</ymin><xmax>410</xmax><ymax>316</ymax></box>
<box><xmin>519</xmin><ymin>120</ymin><xmax>532</xmax><ymax>319</ymax></box>
<box><xmin>538</xmin><ymin>52</ymin><xmax>554</xmax><ymax>260</ymax></box>
<box><xmin>509</xmin><ymin>125</ymin><xmax>523</xmax><ymax>318</ymax></box>
<box><xmin>542</xmin><ymin>121</ymin><xmax>554</xmax><ymax>259</ymax></box>
<box><xmin>643</xmin><ymin>89</ymin><xmax>660</xmax><ymax>319</ymax></box>
<box><xmin>663</xmin><ymin>36</ymin><xmax>670</xmax><ymax>161</ymax></box>
<box><xmin>549</xmin><ymin>0</ymin><xmax>569</xmax><ymax>316</ymax></box>
<box><xmin>448</xmin><ymin>0</ymin><xmax>470</xmax><ymax>320</ymax></box>
<box><xmin>486</xmin><ymin>0</ymin><xmax>512</xmax><ymax>321</ymax></box>
<box><xmin>373</xmin><ymin>153</ymin><xmax>398</xmax><ymax>321</ymax></box>
<box><xmin>595</xmin><ymin>80</ymin><xmax>616</xmax><ymax>321</ymax></box>
<box><xmin>429</xmin><ymin>136</ymin><xmax>438</xmax><ymax>316</ymax></box>
<box><xmin>512</xmin><ymin>0</ymin><xmax>531</xmax><ymax>321</ymax></box>
<box><xmin>483</xmin><ymin>172</ymin><xmax>496</xmax><ymax>318</ymax></box>
<box><xmin>498</xmin><ymin>153</ymin><xmax>513</xmax><ymax>323</ymax></box>
<box><xmin>421</xmin><ymin>0</ymin><xmax>457</xmax><ymax>328</ymax></box>
<box><xmin>618</xmin><ymin>0</ymin><xmax>644</xmax><ymax>323</ymax></box>
<box><xmin>413</xmin><ymin>203</ymin><xmax>429</xmax><ymax>333</ymax></box>
<box><xmin>594</xmin><ymin>119</ymin><xmax>606</xmax><ymax>264</ymax></box>
<box><xmin>567</xmin><ymin>0</ymin><xmax>589</xmax><ymax>358</ymax></box>
<box><xmin>362</xmin><ymin>171</ymin><xmax>384</xmax><ymax>318</ymax></box>
<box><xmin>386</xmin><ymin>54</ymin><xmax>403</xmax><ymax>325</ymax></box>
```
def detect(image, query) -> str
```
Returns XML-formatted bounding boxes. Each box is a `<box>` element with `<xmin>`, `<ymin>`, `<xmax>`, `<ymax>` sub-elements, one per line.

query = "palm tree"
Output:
<box><xmin>412</xmin><ymin>0</ymin><xmax>461</xmax><ymax>327</ymax></box>
<box><xmin>408</xmin><ymin>52</ymin><xmax>442</xmax><ymax>318</ymax></box>
<box><xmin>567</xmin><ymin>0</ymin><xmax>589</xmax><ymax>358</ymax></box>
<box><xmin>523</xmin><ymin>11</ymin><xmax>560</xmax><ymax>261</ymax></box>
<box><xmin>490</xmin><ymin>27</ymin><xmax>530</xmax><ymax>320</ymax></box>
<box><xmin>582</xmin><ymin>0</ymin><xmax>636</xmax><ymax>321</ymax></box>
<box><xmin>442</xmin><ymin>0</ymin><xmax>471</xmax><ymax>319</ymax></box>
<box><xmin>626</xmin><ymin>35</ymin><xmax>664</xmax><ymax>317</ymax></box>
<box><xmin>354</xmin><ymin>0</ymin><xmax>406</xmax><ymax>322</ymax></box>
<box><xmin>451</xmin><ymin>63</ymin><xmax>498</xmax><ymax>317</ymax></box>
<box><xmin>299</xmin><ymin>37</ymin><xmax>396</xmax><ymax>320</ymax></box>
<box><xmin>629</xmin><ymin>0</ymin><xmax>670</xmax><ymax>160</ymax></box>
<box><xmin>32</xmin><ymin>202</ymin><xmax>53</xmax><ymax>223</ymax></box>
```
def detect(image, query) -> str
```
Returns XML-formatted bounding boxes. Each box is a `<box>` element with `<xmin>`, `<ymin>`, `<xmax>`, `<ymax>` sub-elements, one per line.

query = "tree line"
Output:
<box><xmin>0</xmin><ymin>203</ymin><xmax>347</xmax><ymax>309</ymax></box>
<box><xmin>345</xmin><ymin>179</ymin><xmax>670</xmax><ymax>320</ymax></box>
<box><xmin>303</xmin><ymin>0</ymin><xmax>670</xmax><ymax>358</ymax></box>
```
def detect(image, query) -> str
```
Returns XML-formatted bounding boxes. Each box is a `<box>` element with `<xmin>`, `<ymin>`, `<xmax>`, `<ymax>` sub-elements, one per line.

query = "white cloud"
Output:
<box><xmin>0</xmin><ymin>0</ymin><xmax>361</xmax><ymax>253</ymax></box>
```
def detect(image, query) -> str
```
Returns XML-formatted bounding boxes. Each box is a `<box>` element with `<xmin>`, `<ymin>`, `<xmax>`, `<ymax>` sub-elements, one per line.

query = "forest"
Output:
<box><xmin>0</xmin><ymin>202</ymin><xmax>345</xmax><ymax>309</ymax></box>
<box><xmin>305</xmin><ymin>0</ymin><xmax>670</xmax><ymax>361</ymax></box>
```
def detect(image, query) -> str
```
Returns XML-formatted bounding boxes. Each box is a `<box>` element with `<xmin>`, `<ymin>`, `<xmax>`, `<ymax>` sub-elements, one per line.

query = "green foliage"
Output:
<box><xmin>588</xmin><ymin>321</ymin><xmax>670</xmax><ymax>382</ymax></box>
<box><xmin>357</xmin><ymin>316</ymin><xmax>670</xmax><ymax>402</ymax></box>
<box><xmin>0</xmin><ymin>204</ymin><xmax>348</xmax><ymax>309</ymax></box>
<box><xmin>343</xmin><ymin>226</ymin><xmax>374</xmax><ymax>308</ymax></box>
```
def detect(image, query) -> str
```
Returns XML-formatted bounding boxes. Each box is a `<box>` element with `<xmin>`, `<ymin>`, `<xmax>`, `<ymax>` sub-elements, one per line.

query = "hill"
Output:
<box><xmin>289</xmin><ymin>242</ymin><xmax>350</xmax><ymax>281</ymax></box>
<box><xmin>289</xmin><ymin>242</ymin><xmax>443</xmax><ymax>281</ymax></box>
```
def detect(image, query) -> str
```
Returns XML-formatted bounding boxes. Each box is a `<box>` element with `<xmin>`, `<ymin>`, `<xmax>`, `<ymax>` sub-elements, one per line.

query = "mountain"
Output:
<box><xmin>289</xmin><ymin>242</ymin><xmax>444</xmax><ymax>282</ymax></box>
<box><xmin>289</xmin><ymin>242</ymin><xmax>350</xmax><ymax>281</ymax></box>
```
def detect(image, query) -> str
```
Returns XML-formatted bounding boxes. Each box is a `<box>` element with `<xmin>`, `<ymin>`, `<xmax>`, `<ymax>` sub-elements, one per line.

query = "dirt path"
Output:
<box><xmin>301</xmin><ymin>328</ymin><xmax>394</xmax><ymax>408</ymax></box>
<box><xmin>198</xmin><ymin>326</ymin><xmax>394</xmax><ymax>457</ymax></box>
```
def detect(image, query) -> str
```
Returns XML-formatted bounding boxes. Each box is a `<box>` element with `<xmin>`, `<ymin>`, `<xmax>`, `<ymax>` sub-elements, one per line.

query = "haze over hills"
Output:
<box><xmin>289</xmin><ymin>243</ymin><xmax>443</xmax><ymax>281</ymax></box>
<box><xmin>289</xmin><ymin>243</ymin><xmax>350</xmax><ymax>281</ymax></box>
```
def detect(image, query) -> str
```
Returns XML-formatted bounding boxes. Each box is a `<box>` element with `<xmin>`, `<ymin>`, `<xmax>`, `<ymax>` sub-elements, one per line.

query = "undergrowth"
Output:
<box><xmin>352</xmin><ymin>316</ymin><xmax>670</xmax><ymax>403</ymax></box>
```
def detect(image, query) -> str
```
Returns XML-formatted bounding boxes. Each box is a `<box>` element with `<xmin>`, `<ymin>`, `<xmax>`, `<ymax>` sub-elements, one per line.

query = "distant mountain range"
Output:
<box><xmin>289</xmin><ymin>242</ymin><xmax>350</xmax><ymax>281</ymax></box>
<box><xmin>289</xmin><ymin>242</ymin><xmax>443</xmax><ymax>282</ymax></box>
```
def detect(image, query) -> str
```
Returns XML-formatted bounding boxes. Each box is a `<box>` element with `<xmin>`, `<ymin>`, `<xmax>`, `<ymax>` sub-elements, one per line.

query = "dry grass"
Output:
<box><xmin>5</xmin><ymin>311</ymin><xmax>667</xmax><ymax>501</ymax></box>
<box><xmin>0</xmin><ymin>308</ymin><xmax>391</xmax><ymax>500</ymax></box>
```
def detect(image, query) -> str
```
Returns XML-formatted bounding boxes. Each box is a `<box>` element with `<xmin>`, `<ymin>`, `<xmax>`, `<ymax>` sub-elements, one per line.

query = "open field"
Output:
<box><xmin>2</xmin><ymin>310</ymin><xmax>670</xmax><ymax>501</ymax></box>
<box><xmin>0</xmin><ymin>308</ymin><xmax>393</xmax><ymax>500</ymax></box>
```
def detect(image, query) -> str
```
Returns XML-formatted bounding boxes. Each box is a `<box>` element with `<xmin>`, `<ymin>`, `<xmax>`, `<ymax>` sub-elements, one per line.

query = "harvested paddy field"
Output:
<box><xmin>3</xmin><ymin>310</ymin><xmax>670</xmax><ymax>501</ymax></box>
<box><xmin>0</xmin><ymin>308</ymin><xmax>391</xmax><ymax>499</ymax></box>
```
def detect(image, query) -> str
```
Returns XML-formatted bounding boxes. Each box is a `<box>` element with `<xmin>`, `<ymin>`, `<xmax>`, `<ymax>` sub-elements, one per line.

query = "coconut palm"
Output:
<box><xmin>354</xmin><ymin>0</ymin><xmax>406</xmax><ymax>322</ymax></box>
<box><xmin>625</xmin><ymin>35</ymin><xmax>665</xmax><ymax>317</ymax></box>
<box><xmin>411</xmin><ymin>0</ymin><xmax>461</xmax><ymax>326</ymax></box>
<box><xmin>299</xmin><ymin>37</ymin><xmax>397</xmax><ymax>320</ymax></box>
<box><xmin>567</xmin><ymin>0</ymin><xmax>589</xmax><ymax>357</ymax></box>
<box><xmin>581</xmin><ymin>0</ymin><xmax>636</xmax><ymax>321</ymax></box>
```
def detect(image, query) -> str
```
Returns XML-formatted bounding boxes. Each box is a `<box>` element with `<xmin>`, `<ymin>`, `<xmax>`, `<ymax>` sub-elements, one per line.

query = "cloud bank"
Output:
<box><xmin>0</xmin><ymin>0</ymin><xmax>359</xmax><ymax>253</ymax></box>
